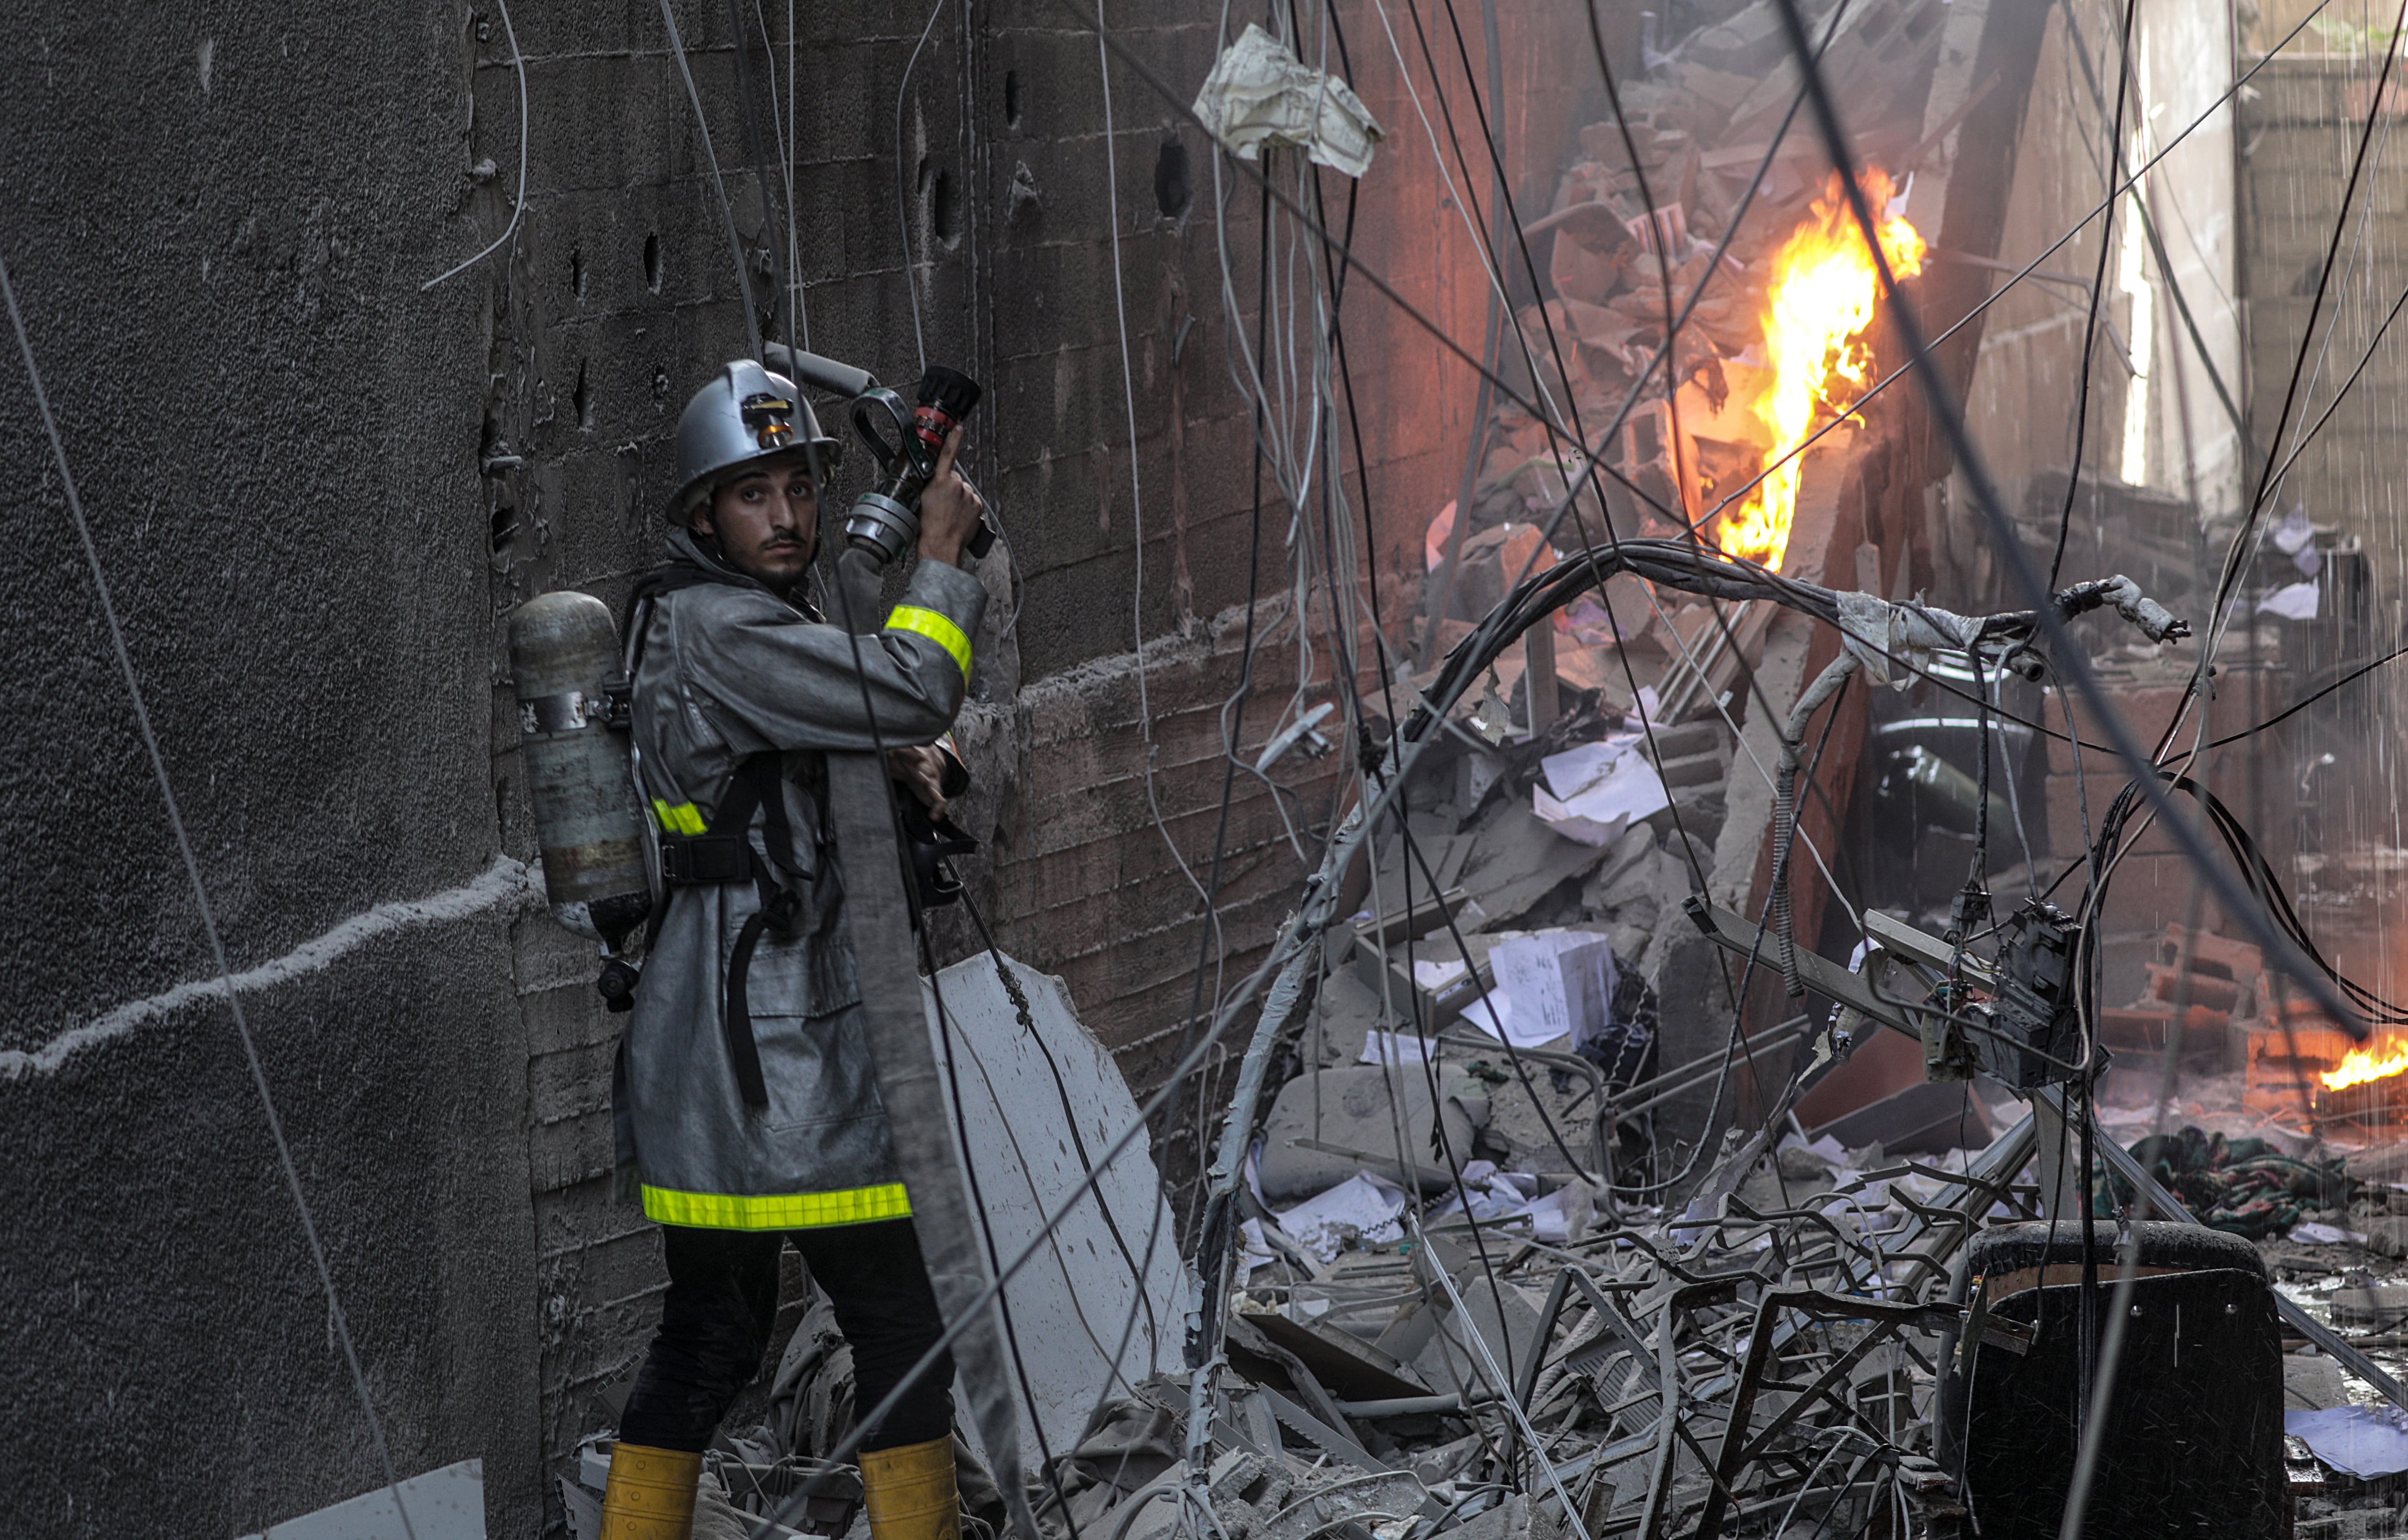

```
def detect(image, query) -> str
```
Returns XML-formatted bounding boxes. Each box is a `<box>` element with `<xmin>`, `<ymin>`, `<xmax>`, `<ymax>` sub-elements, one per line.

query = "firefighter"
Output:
<box><xmin>597</xmin><ymin>358</ymin><xmax>988</xmax><ymax>1540</ymax></box>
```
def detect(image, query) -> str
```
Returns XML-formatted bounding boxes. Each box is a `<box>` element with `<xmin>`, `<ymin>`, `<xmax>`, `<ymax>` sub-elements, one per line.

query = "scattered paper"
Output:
<box><xmin>1275</xmin><ymin>1172</ymin><xmax>1410</xmax><ymax>1261</ymax></box>
<box><xmin>1413</xmin><ymin>958</ymin><xmax>1471</xmax><ymax>993</ymax></box>
<box><xmin>1457</xmin><ymin>930</ymin><xmax>1614</xmax><ymax>1049</ymax></box>
<box><xmin>1533</xmin><ymin>739</ymin><xmax>1669</xmax><ymax>847</ymax></box>
<box><xmin>1779</xmin><ymin>1131</ymin><xmax>1849</xmax><ymax>1166</ymax></box>
<box><xmin>2288</xmin><ymin>1405</ymin><xmax>2408</xmax><ymax>1479</ymax></box>
<box><xmin>1503</xmin><ymin>1183</ymin><xmax>1591</xmax><ymax>1243</ymax></box>
<box><xmin>2260</xmin><ymin>580</ymin><xmax>2320</xmax><ymax>620</ymax></box>
<box><xmin>1625</xmin><ymin>686</ymin><xmax>1662</xmax><ymax>732</ymax></box>
<box><xmin>2272</xmin><ymin>506</ymin><xmax>2315</xmax><ymax>556</ymax></box>
<box><xmin>1540</xmin><ymin>735</ymin><xmax>1642</xmax><ymax>800</ymax></box>
<box><xmin>1191</xmin><ymin>24</ymin><xmax>1386</xmax><ymax>177</ymax></box>
<box><xmin>1426</xmin><ymin>1161</ymin><xmax>1540</xmax><ymax>1227</ymax></box>
<box><xmin>2290</xmin><ymin>1221</ymin><xmax>2367</xmax><ymax>1246</ymax></box>
<box><xmin>1239</xmin><ymin>1217</ymin><xmax>1276</xmax><ymax>1274</ymax></box>
<box><xmin>1359</xmin><ymin>1030</ymin><xmax>1438</xmax><ymax>1066</ymax></box>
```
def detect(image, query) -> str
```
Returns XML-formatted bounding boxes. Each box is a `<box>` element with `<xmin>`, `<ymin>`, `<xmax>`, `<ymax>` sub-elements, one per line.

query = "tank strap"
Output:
<box><xmin>655</xmin><ymin>754</ymin><xmax>798</xmax><ymax>1110</ymax></box>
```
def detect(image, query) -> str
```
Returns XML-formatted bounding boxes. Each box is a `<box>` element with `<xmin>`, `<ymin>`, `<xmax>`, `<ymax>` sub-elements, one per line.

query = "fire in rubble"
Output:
<box><xmin>1716</xmin><ymin>167</ymin><xmax>1925</xmax><ymax>573</ymax></box>
<box><xmin>2324</xmin><ymin>1036</ymin><xmax>2408</xmax><ymax>1092</ymax></box>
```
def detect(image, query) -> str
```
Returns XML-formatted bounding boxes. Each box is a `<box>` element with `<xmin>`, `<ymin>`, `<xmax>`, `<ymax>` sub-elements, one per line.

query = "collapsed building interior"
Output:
<box><xmin>18</xmin><ymin>0</ymin><xmax>2408</xmax><ymax>1535</ymax></box>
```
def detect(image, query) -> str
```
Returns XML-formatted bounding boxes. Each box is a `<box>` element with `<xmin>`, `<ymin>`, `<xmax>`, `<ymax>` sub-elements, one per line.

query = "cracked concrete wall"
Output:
<box><xmin>0</xmin><ymin>4</ymin><xmax>542</xmax><ymax>1535</ymax></box>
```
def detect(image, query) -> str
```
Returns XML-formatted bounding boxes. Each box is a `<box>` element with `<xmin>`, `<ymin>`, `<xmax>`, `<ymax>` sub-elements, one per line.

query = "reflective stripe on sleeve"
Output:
<box><xmin>885</xmin><ymin>605</ymin><xmax>972</xmax><ymax>683</ymax></box>
<box><xmin>641</xmin><ymin>1181</ymin><xmax>913</xmax><ymax>1230</ymax></box>
<box><xmin>651</xmin><ymin>798</ymin><xmax>707</xmax><ymax>836</ymax></box>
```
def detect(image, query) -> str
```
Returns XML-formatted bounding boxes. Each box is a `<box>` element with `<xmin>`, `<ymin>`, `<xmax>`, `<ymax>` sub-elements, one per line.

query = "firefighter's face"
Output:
<box><xmin>699</xmin><ymin>462</ymin><xmax>818</xmax><ymax>590</ymax></box>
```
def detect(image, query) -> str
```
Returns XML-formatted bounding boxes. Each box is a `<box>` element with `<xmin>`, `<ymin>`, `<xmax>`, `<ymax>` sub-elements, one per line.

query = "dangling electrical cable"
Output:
<box><xmin>420</xmin><ymin>0</ymin><xmax>527</xmax><ymax>293</ymax></box>
<box><xmin>660</xmin><ymin>0</ymin><xmax>764</xmax><ymax>356</ymax></box>
<box><xmin>894</xmin><ymin>0</ymin><xmax>947</xmax><ymax>375</ymax></box>
<box><xmin>1763</xmin><ymin>0</ymin><xmax>2368</xmax><ymax>1044</ymax></box>
<box><xmin>2044</xmin><ymin>0</ymin><xmax>2140</xmax><ymax>591</ymax></box>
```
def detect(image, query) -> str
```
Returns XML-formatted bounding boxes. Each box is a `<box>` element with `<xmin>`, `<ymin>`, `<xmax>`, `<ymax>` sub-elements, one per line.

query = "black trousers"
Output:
<box><xmin>617</xmin><ymin>1217</ymin><xmax>955</xmax><ymax>1455</ymax></box>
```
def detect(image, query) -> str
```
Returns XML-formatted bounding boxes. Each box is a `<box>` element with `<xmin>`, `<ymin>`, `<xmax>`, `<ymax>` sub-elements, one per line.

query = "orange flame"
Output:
<box><xmin>2324</xmin><ymin>1038</ymin><xmax>2408</xmax><ymax>1091</ymax></box>
<box><xmin>1717</xmin><ymin>169</ymin><xmax>1925</xmax><ymax>572</ymax></box>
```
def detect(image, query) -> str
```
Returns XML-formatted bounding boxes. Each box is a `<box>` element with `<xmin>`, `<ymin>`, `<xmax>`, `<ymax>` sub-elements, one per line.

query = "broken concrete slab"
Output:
<box><xmin>2287</xmin><ymin>1353</ymin><xmax>2351</xmax><ymax>1411</ymax></box>
<box><xmin>923</xmin><ymin>953</ymin><xmax>1193</xmax><ymax>1470</ymax></box>
<box><xmin>1257</xmin><ymin>1066</ymin><xmax>1479</xmax><ymax>1200</ymax></box>
<box><xmin>1454</xmin><ymin>795</ymin><xmax>1620</xmax><ymax>933</ymax></box>
<box><xmin>237</xmin><ymin>1461</ymin><xmax>486</xmax><ymax>1540</ymax></box>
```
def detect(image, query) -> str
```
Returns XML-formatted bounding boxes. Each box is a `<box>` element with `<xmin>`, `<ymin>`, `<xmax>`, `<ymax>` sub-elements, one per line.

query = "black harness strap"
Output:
<box><xmin>657</xmin><ymin>754</ymin><xmax>801</xmax><ymax>1111</ymax></box>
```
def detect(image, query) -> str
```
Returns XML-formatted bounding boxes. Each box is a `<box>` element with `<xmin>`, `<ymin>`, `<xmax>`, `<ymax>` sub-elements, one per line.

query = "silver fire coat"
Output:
<box><xmin>615</xmin><ymin>527</ymin><xmax>985</xmax><ymax>1229</ymax></box>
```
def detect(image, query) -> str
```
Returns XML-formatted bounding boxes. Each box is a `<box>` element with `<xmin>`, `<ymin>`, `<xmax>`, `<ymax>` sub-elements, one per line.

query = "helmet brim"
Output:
<box><xmin>669</xmin><ymin>436</ymin><xmax>842</xmax><ymax>520</ymax></box>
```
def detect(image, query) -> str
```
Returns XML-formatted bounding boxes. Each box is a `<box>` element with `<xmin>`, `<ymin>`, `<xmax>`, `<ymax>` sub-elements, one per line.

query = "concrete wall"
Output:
<box><xmin>0</xmin><ymin>3</ymin><xmax>543</xmax><ymax>1533</ymax></box>
<box><xmin>1</xmin><ymin>1</ymin><xmax>1610</xmax><ymax>1533</ymax></box>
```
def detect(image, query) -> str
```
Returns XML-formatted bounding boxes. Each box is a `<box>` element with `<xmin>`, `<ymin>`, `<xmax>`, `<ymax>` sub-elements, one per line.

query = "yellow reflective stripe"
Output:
<box><xmin>651</xmin><ymin>798</ymin><xmax>706</xmax><ymax>836</ymax></box>
<box><xmin>885</xmin><ymin>605</ymin><xmax>972</xmax><ymax>683</ymax></box>
<box><xmin>641</xmin><ymin>1182</ymin><xmax>913</xmax><ymax>1230</ymax></box>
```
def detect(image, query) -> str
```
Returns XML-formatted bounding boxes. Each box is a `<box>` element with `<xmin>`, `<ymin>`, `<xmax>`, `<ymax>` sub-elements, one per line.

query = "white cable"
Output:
<box><xmin>1416</xmin><ymin>1217</ymin><xmax>1598</xmax><ymax>1540</ymax></box>
<box><xmin>420</xmin><ymin>0</ymin><xmax>527</xmax><ymax>292</ymax></box>
<box><xmin>1096</xmin><ymin>0</ymin><xmax>1214</xmax><ymax>917</ymax></box>
<box><xmin>754</xmin><ymin>0</ymin><xmax>810</xmax><ymax>351</ymax></box>
<box><xmin>659</xmin><ymin>0</ymin><xmax>763</xmax><ymax>354</ymax></box>
<box><xmin>894</xmin><ymin>0</ymin><xmax>947</xmax><ymax>374</ymax></box>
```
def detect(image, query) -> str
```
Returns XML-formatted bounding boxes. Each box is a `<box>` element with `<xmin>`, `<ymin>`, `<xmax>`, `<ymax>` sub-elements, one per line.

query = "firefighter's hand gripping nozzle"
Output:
<box><xmin>840</xmin><ymin>365</ymin><xmax>991</xmax><ymax>565</ymax></box>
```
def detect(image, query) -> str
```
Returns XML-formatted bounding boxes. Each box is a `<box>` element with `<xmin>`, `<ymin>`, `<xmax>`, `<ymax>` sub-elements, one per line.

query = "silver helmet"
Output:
<box><xmin>668</xmin><ymin>358</ymin><xmax>839</xmax><ymax>517</ymax></box>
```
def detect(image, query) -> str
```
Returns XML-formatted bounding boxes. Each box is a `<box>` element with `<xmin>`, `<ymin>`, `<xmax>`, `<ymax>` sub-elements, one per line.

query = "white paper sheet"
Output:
<box><xmin>1359</xmin><ymin>1030</ymin><xmax>1439</xmax><ymax>1065</ymax></box>
<box><xmin>1414</xmin><ymin>958</ymin><xmax>1471</xmax><ymax>992</ymax></box>
<box><xmin>2260</xmin><ymin>580</ymin><xmax>2320</xmax><ymax>620</ymax></box>
<box><xmin>1492</xmin><ymin>931</ymin><xmax>1615</xmax><ymax>1048</ymax></box>
<box><xmin>1540</xmin><ymin>735</ymin><xmax>1642</xmax><ymax>800</ymax></box>
<box><xmin>1274</xmin><ymin>1171</ymin><xmax>1409</xmax><ymax>1261</ymax></box>
<box><xmin>1532</xmin><ymin>740</ymin><xmax>1670</xmax><ymax>847</ymax></box>
<box><xmin>2288</xmin><ymin>1405</ymin><xmax>2408</xmax><ymax>1478</ymax></box>
<box><xmin>1191</xmin><ymin>24</ymin><xmax>1386</xmax><ymax>177</ymax></box>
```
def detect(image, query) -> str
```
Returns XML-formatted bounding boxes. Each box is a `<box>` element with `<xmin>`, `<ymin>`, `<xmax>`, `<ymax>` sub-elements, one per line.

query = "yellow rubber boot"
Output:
<box><xmin>860</xmin><ymin>1435</ymin><xmax>962</xmax><ymax>1540</ymax></box>
<box><xmin>599</xmin><ymin>1442</ymin><xmax>704</xmax><ymax>1540</ymax></box>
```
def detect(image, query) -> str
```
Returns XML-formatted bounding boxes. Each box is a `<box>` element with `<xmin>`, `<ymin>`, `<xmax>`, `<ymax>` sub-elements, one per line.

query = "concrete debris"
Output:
<box><xmin>238</xmin><ymin>1461</ymin><xmax>487</xmax><ymax>1540</ymax></box>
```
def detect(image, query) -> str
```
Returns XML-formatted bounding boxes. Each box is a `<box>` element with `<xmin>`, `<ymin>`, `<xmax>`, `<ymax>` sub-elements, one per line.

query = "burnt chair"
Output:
<box><xmin>1934</xmin><ymin>1220</ymin><xmax>2286</xmax><ymax>1539</ymax></box>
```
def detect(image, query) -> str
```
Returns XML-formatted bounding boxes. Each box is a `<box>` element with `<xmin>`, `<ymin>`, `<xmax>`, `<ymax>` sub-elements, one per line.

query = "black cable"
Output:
<box><xmin>1166</xmin><ymin>172</ymin><xmax>1275</xmax><ymax>1252</ymax></box>
<box><xmin>2199</xmin><ymin>0</ymin><xmax>2408</xmax><ymax>658</ymax></box>
<box><xmin>956</xmin><ymin>888</ymin><xmax>1165</xmax><ymax>1357</ymax></box>
<box><xmin>2045</xmin><ymin>0</ymin><xmax>2139</xmax><ymax>590</ymax></box>
<box><xmin>918</xmin><ymin>924</ymin><xmax>1086</xmax><ymax>1540</ymax></box>
<box><xmin>2251</xmin><ymin>271</ymin><xmax>2408</xmax><ymax>510</ymax></box>
<box><xmin>2056</xmin><ymin>0</ymin><xmax>2257</xmax><ymax>480</ymax></box>
<box><xmin>723</xmin><ymin>0</ymin><xmax>793</xmax><ymax>365</ymax></box>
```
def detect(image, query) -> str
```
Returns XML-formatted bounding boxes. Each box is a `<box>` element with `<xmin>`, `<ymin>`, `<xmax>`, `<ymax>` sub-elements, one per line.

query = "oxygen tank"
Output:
<box><xmin>508</xmin><ymin>592</ymin><xmax>653</xmax><ymax>952</ymax></box>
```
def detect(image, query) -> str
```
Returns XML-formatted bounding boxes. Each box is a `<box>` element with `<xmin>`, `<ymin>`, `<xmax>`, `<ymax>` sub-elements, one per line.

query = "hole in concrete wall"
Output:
<box><xmin>573</xmin><ymin>359</ymin><xmax>591</xmax><ymax>430</ymax></box>
<box><xmin>1153</xmin><ymin>140</ymin><xmax>1191</xmax><ymax>220</ymax></box>
<box><xmin>489</xmin><ymin>504</ymin><xmax>516</xmax><ymax>555</ymax></box>
<box><xmin>570</xmin><ymin>246</ymin><xmax>585</xmax><ymax>299</ymax></box>
<box><xmin>643</xmin><ymin>232</ymin><xmax>661</xmax><ymax>293</ymax></box>
<box><xmin>931</xmin><ymin>168</ymin><xmax>958</xmax><ymax>248</ymax></box>
<box><xmin>1003</xmin><ymin>69</ymin><xmax>1022</xmax><ymax>128</ymax></box>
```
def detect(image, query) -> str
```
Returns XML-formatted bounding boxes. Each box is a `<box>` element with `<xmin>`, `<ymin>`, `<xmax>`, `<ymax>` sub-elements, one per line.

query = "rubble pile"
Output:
<box><xmin>1434</xmin><ymin>0</ymin><xmax>1950</xmax><ymax>650</ymax></box>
